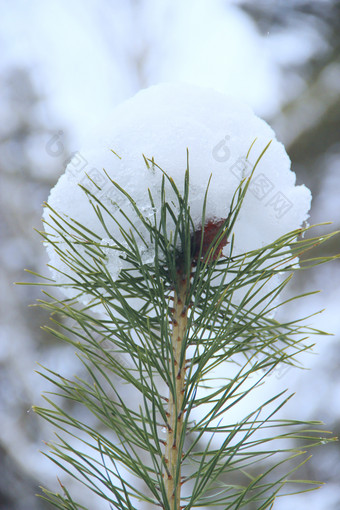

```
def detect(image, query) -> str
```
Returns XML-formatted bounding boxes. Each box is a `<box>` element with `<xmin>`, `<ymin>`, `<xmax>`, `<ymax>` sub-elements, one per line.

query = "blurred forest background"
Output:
<box><xmin>1</xmin><ymin>0</ymin><xmax>340</xmax><ymax>509</ymax></box>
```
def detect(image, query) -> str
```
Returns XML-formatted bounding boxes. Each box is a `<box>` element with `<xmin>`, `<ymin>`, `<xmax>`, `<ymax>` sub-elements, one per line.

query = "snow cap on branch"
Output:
<box><xmin>44</xmin><ymin>83</ymin><xmax>311</xmax><ymax>295</ymax></box>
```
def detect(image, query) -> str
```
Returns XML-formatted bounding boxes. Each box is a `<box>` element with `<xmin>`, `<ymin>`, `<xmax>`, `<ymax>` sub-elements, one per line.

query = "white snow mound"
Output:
<box><xmin>44</xmin><ymin>83</ymin><xmax>311</xmax><ymax>299</ymax></box>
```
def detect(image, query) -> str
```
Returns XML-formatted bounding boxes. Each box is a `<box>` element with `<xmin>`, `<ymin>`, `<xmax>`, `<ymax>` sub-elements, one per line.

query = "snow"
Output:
<box><xmin>44</xmin><ymin>82</ymin><xmax>311</xmax><ymax>302</ymax></box>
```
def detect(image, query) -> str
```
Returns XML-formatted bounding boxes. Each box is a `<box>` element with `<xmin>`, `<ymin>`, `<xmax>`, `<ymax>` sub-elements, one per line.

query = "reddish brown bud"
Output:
<box><xmin>192</xmin><ymin>218</ymin><xmax>228</xmax><ymax>262</ymax></box>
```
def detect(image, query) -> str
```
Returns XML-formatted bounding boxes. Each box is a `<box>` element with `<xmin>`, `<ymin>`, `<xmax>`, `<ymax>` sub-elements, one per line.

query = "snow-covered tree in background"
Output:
<box><xmin>32</xmin><ymin>84</ymin><xmax>337</xmax><ymax>510</ymax></box>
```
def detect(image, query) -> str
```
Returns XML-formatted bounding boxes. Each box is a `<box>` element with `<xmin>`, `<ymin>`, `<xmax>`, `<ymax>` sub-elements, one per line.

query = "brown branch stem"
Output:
<box><xmin>165</xmin><ymin>272</ymin><xmax>189</xmax><ymax>510</ymax></box>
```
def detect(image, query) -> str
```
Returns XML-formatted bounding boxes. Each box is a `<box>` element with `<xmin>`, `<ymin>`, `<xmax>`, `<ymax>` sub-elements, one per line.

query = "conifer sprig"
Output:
<box><xmin>29</xmin><ymin>159</ymin><xmax>338</xmax><ymax>509</ymax></box>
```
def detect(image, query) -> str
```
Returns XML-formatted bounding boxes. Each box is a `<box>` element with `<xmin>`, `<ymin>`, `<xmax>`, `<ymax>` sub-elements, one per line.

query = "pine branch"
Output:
<box><xmin>26</xmin><ymin>155</ymin><xmax>339</xmax><ymax>509</ymax></box>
